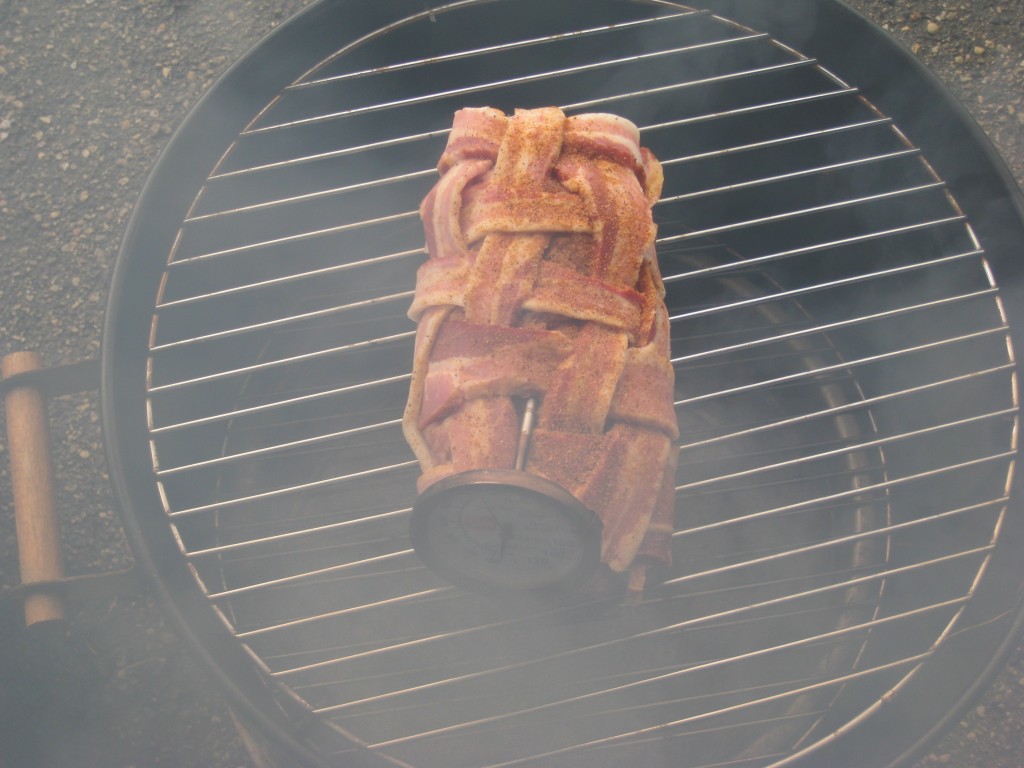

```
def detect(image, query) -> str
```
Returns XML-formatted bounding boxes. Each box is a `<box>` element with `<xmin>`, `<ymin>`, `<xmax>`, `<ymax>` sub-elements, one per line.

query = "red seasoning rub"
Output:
<box><xmin>404</xmin><ymin>106</ymin><xmax>678</xmax><ymax>592</ymax></box>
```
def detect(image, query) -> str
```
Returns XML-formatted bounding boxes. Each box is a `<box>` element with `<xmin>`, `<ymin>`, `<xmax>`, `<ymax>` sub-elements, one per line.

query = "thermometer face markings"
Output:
<box><xmin>409</xmin><ymin>470</ymin><xmax>602</xmax><ymax>592</ymax></box>
<box><xmin>430</xmin><ymin>489</ymin><xmax>585</xmax><ymax>586</ymax></box>
<box><xmin>441</xmin><ymin>499</ymin><xmax>504</xmax><ymax>564</ymax></box>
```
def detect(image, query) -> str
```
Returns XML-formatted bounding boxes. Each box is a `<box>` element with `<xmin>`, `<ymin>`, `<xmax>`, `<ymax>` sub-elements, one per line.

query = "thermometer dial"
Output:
<box><xmin>409</xmin><ymin>470</ymin><xmax>601</xmax><ymax>593</ymax></box>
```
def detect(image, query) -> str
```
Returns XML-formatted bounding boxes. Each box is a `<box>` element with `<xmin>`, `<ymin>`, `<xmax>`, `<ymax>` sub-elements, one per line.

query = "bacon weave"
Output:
<box><xmin>404</xmin><ymin>106</ymin><xmax>678</xmax><ymax>590</ymax></box>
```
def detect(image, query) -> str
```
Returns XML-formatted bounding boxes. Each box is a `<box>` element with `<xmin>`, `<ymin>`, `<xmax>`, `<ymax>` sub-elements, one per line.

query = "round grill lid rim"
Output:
<box><xmin>99</xmin><ymin>1</ymin><xmax>1024</xmax><ymax>767</ymax></box>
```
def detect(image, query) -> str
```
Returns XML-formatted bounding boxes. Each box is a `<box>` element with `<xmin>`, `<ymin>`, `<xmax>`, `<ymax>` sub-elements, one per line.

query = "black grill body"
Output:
<box><xmin>102</xmin><ymin>2</ymin><xmax>1024</xmax><ymax>767</ymax></box>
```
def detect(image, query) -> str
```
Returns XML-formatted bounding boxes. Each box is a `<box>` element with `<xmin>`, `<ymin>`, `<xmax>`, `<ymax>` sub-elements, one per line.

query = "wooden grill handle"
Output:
<box><xmin>3</xmin><ymin>351</ymin><xmax>65</xmax><ymax>626</ymax></box>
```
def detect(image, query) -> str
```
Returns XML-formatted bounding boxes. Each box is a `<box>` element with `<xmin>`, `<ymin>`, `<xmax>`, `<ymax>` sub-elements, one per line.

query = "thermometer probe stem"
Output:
<box><xmin>514</xmin><ymin>397</ymin><xmax>538</xmax><ymax>472</ymax></box>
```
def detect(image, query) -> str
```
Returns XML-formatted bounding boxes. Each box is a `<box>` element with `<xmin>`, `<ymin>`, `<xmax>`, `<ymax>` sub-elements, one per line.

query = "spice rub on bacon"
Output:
<box><xmin>404</xmin><ymin>106</ymin><xmax>678</xmax><ymax>592</ymax></box>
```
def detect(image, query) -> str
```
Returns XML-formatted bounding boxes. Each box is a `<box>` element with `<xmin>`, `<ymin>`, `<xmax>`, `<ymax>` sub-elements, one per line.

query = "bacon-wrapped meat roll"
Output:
<box><xmin>404</xmin><ymin>106</ymin><xmax>678</xmax><ymax>592</ymax></box>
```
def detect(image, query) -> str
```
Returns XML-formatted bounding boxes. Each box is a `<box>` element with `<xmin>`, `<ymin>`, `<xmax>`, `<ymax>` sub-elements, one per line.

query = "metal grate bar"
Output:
<box><xmin>675</xmin><ymin>325</ymin><xmax>1010</xmax><ymax>407</ymax></box>
<box><xmin>191</xmin><ymin>137</ymin><xmax>901</xmax><ymax>229</ymax></box>
<box><xmin>217</xmin><ymin>539</ymin><xmax>411</xmax><ymax>570</ymax></box>
<box><xmin>171</xmin><ymin>108</ymin><xmax>874</xmax><ymax>272</ymax></box>
<box><xmin>156</xmin><ymin>247</ymin><xmax>423</xmax><ymax>309</ymax></box>
<box><xmin>256</xmin><ymin>599</ymin><xmax>610</xmax><ymax>659</ymax></box>
<box><xmin>245</xmin><ymin>561</ymin><xmax>880</xmax><ymax>643</ymax></box>
<box><xmin>272</xmin><ymin>581</ymin><xmax>856</xmax><ymax>681</ymax></box>
<box><xmin>292</xmin><ymin>10</ymin><xmax>704</xmax><ymax>89</ymax></box>
<box><xmin>311</xmin><ymin>553</ymin><xmax>985</xmax><ymax>714</ymax></box>
<box><xmin>165</xmin><ymin>362</ymin><xmax>1007</xmax><ymax>520</ymax></box>
<box><xmin>211</xmin><ymin>82</ymin><xmax>850</xmax><ymax>181</ymax></box>
<box><xmin>210</xmin><ymin>127</ymin><xmax>450</xmax><ymax>180</ymax></box>
<box><xmin>683</xmin><ymin>461</ymin><xmax>888</xmax><ymax>499</ymax></box>
<box><xmin>639</xmin><ymin>87</ymin><xmax>856</xmax><ymax>133</ymax></box>
<box><xmin>170</xmin><ymin>209</ymin><xmax>420</xmax><ymax>266</ymax></box>
<box><xmin>234</xmin><ymin>496</ymin><xmax>1002</xmax><ymax>651</ymax></box>
<box><xmin>679</xmin><ymin>431</ymin><xmax>872</xmax><ymax>476</ymax></box>
<box><xmin>268</xmin><ymin>544</ymin><xmax>991</xmax><ymax>685</ymax></box>
<box><xmin>665</xmin><ymin>497</ymin><xmax>1006</xmax><ymax>589</ymax></box>
<box><xmin>679</xmin><ymin>342</ymin><xmax>854</xmax><ymax>377</ymax></box>
<box><xmin>674</xmin><ymin>314</ymin><xmax>815</xmax><ymax>345</ymax></box>
<box><xmin>260</xmin><ymin>629</ymin><xmax>438</xmax><ymax>669</ymax></box>
<box><xmin>167</xmin><ymin>364</ymin><xmax>1007</xmax><ymax>532</ymax></box>
<box><xmin>206</xmin><ymin>549</ymin><xmax>419</xmax><ymax>600</ymax></box>
<box><xmin>679</xmin><ymin>363</ymin><xmax>1015</xmax><ymax>451</ymax></box>
<box><xmin>209</xmin><ymin>504</ymin><xmax>405</xmax><ymax>538</ymax></box>
<box><xmin>150</xmin><ymin>293</ymin><xmax>413</xmax><ymax>352</ymax></box>
<box><xmin>578</xmin><ymin>608</ymin><xmax>881</xmax><ymax>693</ymax></box>
<box><xmin>322</xmin><ymin>611</ymin><xmax>873</xmax><ymax>706</ymax></box>
<box><xmin>778</xmin><ymin>530</ymin><xmax>1008</xmax><ymax>763</ymax></box>
<box><xmin>247</xmin><ymin>33</ymin><xmax>769</xmax><ymax>134</ymax></box>
<box><xmin>167</xmin><ymin>457</ymin><xmax>418</xmax><ymax>519</ymax></box>
<box><xmin>664</xmin><ymin>550</ymin><xmax>984</xmax><ymax>629</ymax></box>
<box><xmin>356</xmin><ymin>599</ymin><xmax>966</xmax><ymax>745</ymax></box>
<box><xmin>152</xmin><ymin>263</ymin><xmax>894</xmax><ymax>397</ymax></box>
<box><xmin>234</xmin><ymin>588</ymin><xmax>451</xmax><ymax>640</ymax></box>
<box><xmin>469</xmin><ymin>652</ymin><xmax>936</xmax><ymax>768</ymax></box>
<box><xmin>559</xmin><ymin>59</ymin><xmax>814</xmax><ymax>113</ymax></box>
<box><xmin>269</xmin><ymin>596</ymin><xmax>611</xmax><ymax>676</ymax></box>
<box><xmin>327</xmin><ymin>672</ymin><xmax>828</xmax><ymax>728</ymax></box>
<box><xmin>550</xmin><ymin>685</ymin><xmax>829</xmax><ymax>734</ymax></box>
<box><xmin>669</xmin><ymin>249</ymin><xmax>982</xmax><ymax>325</ymax></box>
<box><xmin>661</xmin><ymin>215</ymin><xmax>967</xmax><ymax>284</ymax></box>
<box><xmin>674</xmin><ymin>451</ymin><xmax>1015</xmax><ymax>539</ymax></box>
<box><xmin>173</xmin><ymin>407</ymin><xmax>406</xmax><ymax>452</ymax></box>
<box><xmin>662</xmin><ymin>148</ymin><xmax>922</xmax><ymax>203</ymax></box>
<box><xmin>662</xmin><ymin>181</ymin><xmax>944</xmax><ymax>244</ymax></box>
<box><xmin>185</xmin><ymin>168</ymin><xmax>436</xmax><ymax>223</ymax></box>
<box><xmin>186</xmin><ymin>508</ymin><xmax>412</xmax><ymax>559</ymax></box>
<box><xmin>672</xmin><ymin>286</ymin><xmax>994</xmax><ymax>366</ymax></box>
<box><xmin>187</xmin><ymin>92</ymin><xmax>868</xmax><ymax>266</ymax></box>
<box><xmin>149</xmin><ymin>373</ymin><xmax>412</xmax><ymax>433</ymax></box>
<box><xmin>147</xmin><ymin>330</ymin><xmax>415</xmax><ymax>394</ymax></box>
<box><xmin>584</xmin><ymin>716</ymin><xmax>819</xmax><ymax>768</ymax></box>
<box><xmin>678</xmin><ymin>409</ymin><xmax>1016</xmax><ymax>493</ymax></box>
<box><xmin>659</xmin><ymin>117</ymin><xmax>892</xmax><ymax>170</ymax></box>
<box><xmin>180</xmin><ymin>93</ymin><xmax>876</xmax><ymax>230</ymax></box>
<box><xmin>155</xmin><ymin>418</ymin><xmax>403</xmax><ymax>477</ymax></box>
<box><xmin>328</xmin><ymin>714</ymin><xmax>809</xmax><ymax>765</ymax></box>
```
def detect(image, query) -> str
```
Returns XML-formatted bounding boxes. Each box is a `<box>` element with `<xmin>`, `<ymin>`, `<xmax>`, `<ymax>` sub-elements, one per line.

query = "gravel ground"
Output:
<box><xmin>0</xmin><ymin>1</ymin><xmax>1022</xmax><ymax>766</ymax></box>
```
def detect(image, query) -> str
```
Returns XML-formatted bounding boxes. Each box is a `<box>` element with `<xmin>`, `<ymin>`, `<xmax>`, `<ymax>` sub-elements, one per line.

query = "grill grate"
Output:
<box><xmin>140</xmin><ymin>2</ymin><xmax>1017</xmax><ymax>767</ymax></box>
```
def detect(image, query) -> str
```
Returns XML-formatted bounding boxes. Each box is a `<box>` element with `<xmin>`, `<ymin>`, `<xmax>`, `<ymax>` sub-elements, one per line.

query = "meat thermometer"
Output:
<box><xmin>409</xmin><ymin>398</ymin><xmax>602</xmax><ymax>593</ymax></box>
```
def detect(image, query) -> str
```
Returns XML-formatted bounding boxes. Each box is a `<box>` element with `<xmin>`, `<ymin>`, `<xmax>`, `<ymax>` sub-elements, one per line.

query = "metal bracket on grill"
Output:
<box><xmin>2</xmin><ymin>568</ymin><xmax>145</xmax><ymax>607</ymax></box>
<box><xmin>0</xmin><ymin>357</ymin><xmax>100</xmax><ymax>400</ymax></box>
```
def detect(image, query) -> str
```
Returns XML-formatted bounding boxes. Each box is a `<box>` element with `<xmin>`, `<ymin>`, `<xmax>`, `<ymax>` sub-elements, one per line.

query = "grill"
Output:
<box><xmin>100</xmin><ymin>1</ymin><xmax>1024</xmax><ymax>767</ymax></box>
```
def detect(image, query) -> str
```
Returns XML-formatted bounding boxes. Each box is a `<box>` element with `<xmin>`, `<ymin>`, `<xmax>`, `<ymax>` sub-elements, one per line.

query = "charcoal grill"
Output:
<box><xmin>100</xmin><ymin>1</ymin><xmax>1024</xmax><ymax>766</ymax></box>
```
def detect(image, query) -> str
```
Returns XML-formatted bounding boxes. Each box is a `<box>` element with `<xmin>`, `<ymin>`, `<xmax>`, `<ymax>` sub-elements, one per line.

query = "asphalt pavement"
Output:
<box><xmin>0</xmin><ymin>1</ymin><xmax>1022</xmax><ymax>766</ymax></box>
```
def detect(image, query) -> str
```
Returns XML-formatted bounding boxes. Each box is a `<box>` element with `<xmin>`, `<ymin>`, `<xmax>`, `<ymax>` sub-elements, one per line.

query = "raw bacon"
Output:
<box><xmin>404</xmin><ymin>106</ymin><xmax>678</xmax><ymax>591</ymax></box>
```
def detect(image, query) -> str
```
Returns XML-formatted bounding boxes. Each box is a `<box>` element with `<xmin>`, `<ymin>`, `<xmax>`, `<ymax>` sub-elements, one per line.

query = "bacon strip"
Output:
<box><xmin>404</xmin><ymin>107</ymin><xmax>678</xmax><ymax>592</ymax></box>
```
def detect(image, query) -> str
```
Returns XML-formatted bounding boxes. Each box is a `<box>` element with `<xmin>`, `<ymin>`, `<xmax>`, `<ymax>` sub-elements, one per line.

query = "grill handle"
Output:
<box><xmin>3</xmin><ymin>350</ymin><xmax>66</xmax><ymax>626</ymax></box>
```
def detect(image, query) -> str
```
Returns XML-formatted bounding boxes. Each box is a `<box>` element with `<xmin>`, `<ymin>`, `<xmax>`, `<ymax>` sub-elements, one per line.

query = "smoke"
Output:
<box><xmin>4</xmin><ymin>0</ymin><xmax>1022</xmax><ymax>767</ymax></box>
